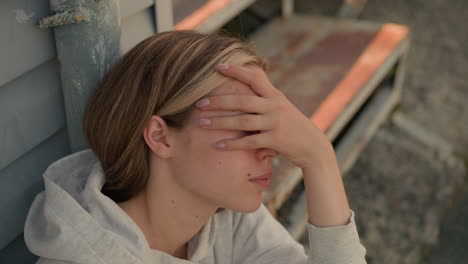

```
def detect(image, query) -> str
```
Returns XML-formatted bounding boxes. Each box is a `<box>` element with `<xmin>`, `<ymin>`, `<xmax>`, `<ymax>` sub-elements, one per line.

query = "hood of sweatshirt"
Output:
<box><xmin>24</xmin><ymin>149</ymin><xmax>217</xmax><ymax>264</ymax></box>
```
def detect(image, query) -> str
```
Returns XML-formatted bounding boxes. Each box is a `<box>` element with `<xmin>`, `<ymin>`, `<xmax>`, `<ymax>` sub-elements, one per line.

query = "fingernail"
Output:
<box><xmin>215</xmin><ymin>63</ymin><xmax>229</xmax><ymax>70</ymax></box>
<box><xmin>198</xmin><ymin>118</ymin><xmax>211</xmax><ymax>126</ymax></box>
<box><xmin>195</xmin><ymin>98</ymin><xmax>210</xmax><ymax>108</ymax></box>
<box><xmin>215</xmin><ymin>142</ymin><xmax>226</xmax><ymax>149</ymax></box>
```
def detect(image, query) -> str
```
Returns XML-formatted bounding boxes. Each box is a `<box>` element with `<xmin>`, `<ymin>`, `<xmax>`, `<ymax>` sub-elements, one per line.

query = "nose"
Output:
<box><xmin>256</xmin><ymin>148</ymin><xmax>279</xmax><ymax>160</ymax></box>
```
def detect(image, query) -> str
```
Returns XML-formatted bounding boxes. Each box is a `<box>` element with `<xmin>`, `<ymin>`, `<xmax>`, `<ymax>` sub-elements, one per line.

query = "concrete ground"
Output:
<box><xmin>292</xmin><ymin>0</ymin><xmax>468</xmax><ymax>263</ymax></box>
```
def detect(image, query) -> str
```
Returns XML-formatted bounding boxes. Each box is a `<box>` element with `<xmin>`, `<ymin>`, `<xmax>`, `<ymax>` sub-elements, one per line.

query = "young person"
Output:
<box><xmin>24</xmin><ymin>30</ymin><xmax>367</xmax><ymax>263</ymax></box>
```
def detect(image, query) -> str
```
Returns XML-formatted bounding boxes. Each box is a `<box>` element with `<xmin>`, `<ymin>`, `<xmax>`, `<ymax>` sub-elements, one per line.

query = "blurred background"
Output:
<box><xmin>1</xmin><ymin>0</ymin><xmax>467</xmax><ymax>263</ymax></box>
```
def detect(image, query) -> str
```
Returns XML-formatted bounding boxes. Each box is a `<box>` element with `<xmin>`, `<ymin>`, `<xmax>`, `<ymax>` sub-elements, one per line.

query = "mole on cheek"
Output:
<box><xmin>218</xmin><ymin>161</ymin><xmax>222</xmax><ymax>165</ymax></box>
<box><xmin>247</xmin><ymin>173</ymin><xmax>251</xmax><ymax>177</ymax></box>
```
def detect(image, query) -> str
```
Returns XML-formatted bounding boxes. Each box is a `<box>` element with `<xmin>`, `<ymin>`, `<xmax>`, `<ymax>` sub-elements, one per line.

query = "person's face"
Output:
<box><xmin>169</xmin><ymin>78</ymin><xmax>277</xmax><ymax>213</ymax></box>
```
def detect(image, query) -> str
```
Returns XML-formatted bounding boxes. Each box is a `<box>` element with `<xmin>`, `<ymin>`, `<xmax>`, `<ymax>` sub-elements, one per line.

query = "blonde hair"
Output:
<box><xmin>83</xmin><ymin>30</ymin><xmax>267</xmax><ymax>205</ymax></box>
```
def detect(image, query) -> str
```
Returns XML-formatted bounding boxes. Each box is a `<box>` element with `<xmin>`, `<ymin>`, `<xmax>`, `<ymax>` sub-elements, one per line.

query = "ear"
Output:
<box><xmin>143</xmin><ymin>115</ymin><xmax>173</xmax><ymax>159</ymax></box>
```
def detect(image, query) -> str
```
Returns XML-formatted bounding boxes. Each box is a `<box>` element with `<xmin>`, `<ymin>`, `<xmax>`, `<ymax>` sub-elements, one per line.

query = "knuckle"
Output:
<box><xmin>252</xmin><ymin>69</ymin><xmax>264</xmax><ymax>80</ymax></box>
<box><xmin>210</xmin><ymin>118</ymin><xmax>219</xmax><ymax>127</ymax></box>
<box><xmin>261</xmin><ymin>98</ymin><xmax>271</xmax><ymax>112</ymax></box>
<box><xmin>271</xmin><ymin>130</ymin><xmax>280</xmax><ymax>142</ymax></box>
<box><xmin>253</xmin><ymin>114</ymin><xmax>261</xmax><ymax>125</ymax></box>
<box><xmin>236</xmin><ymin>96</ymin><xmax>247</xmax><ymax>107</ymax></box>
<box><xmin>247</xmin><ymin>137</ymin><xmax>258</xmax><ymax>148</ymax></box>
<box><xmin>226</xmin><ymin>117</ymin><xmax>237</xmax><ymax>128</ymax></box>
<box><xmin>277</xmin><ymin>100</ymin><xmax>289</xmax><ymax>112</ymax></box>
<box><xmin>275</xmin><ymin>132</ymin><xmax>282</xmax><ymax>144</ymax></box>
<box><xmin>239</xmin><ymin>115</ymin><xmax>251</xmax><ymax>126</ymax></box>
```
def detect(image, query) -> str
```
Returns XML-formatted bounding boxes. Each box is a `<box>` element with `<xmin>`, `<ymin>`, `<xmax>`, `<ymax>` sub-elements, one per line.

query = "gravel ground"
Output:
<box><xmin>342</xmin><ymin>122</ymin><xmax>466</xmax><ymax>263</ymax></box>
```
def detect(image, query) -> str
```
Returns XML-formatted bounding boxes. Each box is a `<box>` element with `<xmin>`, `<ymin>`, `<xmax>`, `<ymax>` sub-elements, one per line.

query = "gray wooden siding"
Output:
<box><xmin>0</xmin><ymin>0</ymin><xmax>56</xmax><ymax>88</ymax></box>
<box><xmin>120</xmin><ymin>0</ymin><xmax>153</xmax><ymax>19</ymax></box>
<box><xmin>0</xmin><ymin>0</ymin><xmax>157</xmax><ymax>262</ymax></box>
<box><xmin>0</xmin><ymin>129</ymin><xmax>70</xmax><ymax>262</ymax></box>
<box><xmin>121</xmin><ymin>5</ymin><xmax>156</xmax><ymax>54</ymax></box>
<box><xmin>0</xmin><ymin>60</ymin><xmax>66</xmax><ymax>171</ymax></box>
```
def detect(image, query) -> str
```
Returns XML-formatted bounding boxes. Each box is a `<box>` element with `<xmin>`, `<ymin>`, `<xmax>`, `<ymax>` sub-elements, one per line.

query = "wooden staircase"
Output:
<box><xmin>163</xmin><ymin>0</ymin><xmax>410</xmax><ymax>240</ymax></box>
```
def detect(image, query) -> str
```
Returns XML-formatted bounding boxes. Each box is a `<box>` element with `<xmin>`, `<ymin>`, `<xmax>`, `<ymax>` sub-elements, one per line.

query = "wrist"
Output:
<box><xmin>300</xmin><ymin>141</ymin><xmax>338</xmax><ymax>172</ymax></box>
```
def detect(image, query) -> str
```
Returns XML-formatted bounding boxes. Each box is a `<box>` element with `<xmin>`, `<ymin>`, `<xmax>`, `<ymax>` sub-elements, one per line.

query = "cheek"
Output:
<box><xmin>187</xmin><ymin>130</ymin><xmax>253</xmax><ymax>174</ymax></box>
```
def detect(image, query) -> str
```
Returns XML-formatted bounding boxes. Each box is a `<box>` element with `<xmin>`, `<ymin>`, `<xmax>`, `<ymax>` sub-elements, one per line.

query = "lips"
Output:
<box><xmin>249</xmin><ymin>171</ymin><xmax>273</xmax><ymax>181</ymax></box>
<box><xmin>249</xmin><ymin>171</ymin><xmax>272</xmax><ymax>188</ymax></box>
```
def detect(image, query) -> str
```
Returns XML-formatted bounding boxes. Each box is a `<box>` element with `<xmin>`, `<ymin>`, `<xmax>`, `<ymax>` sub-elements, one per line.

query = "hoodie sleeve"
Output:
<box><xmin>231</xmin><ymin>203</ymin><xmax>367</xmax><ymax>264</ymax></box>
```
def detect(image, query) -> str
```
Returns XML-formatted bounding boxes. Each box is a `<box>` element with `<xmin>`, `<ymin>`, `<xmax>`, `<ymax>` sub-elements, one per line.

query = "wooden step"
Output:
<box><xmin>334</xmin><ymin>81</ymin><xmax>400</xmax><ymax>174</ymax></box>
<box><xmin>174</xmin><ymin>0</ymin><xmax>257</xmax><ymax>32</ymax></box>
<box><xmin>251</xmin><ymin>15</ymin><xmax>410</xmax><ymax>215</ymax></box>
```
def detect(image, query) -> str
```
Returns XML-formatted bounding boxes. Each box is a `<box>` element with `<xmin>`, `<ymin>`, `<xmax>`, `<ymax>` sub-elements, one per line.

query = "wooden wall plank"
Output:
<box><xmin>312</xmin><ymin>23</ymin><xmax>410</xmax><ymax>137</ymax></box>
<box><xmin>0</xmin><ymin>60</ymin><xmax>66</xmax><ymax>171</ymax></box>
<box><xmin>174</xmin><ymin>0</ymin><xmax>256</xmax><ymax>32</ymax></box>
<box><xmin>120</xmin><ymin>7</ymin><xmax>156</xmax><ymax>53</ymax></box>
<box><xmin>0</xmin><ymin>0</ymin><xmax>56</xmax><ymax>87</ymax></box>
<box><xmin>0</xmin><ymin>129</ymin><xmax>70</xmax><ymax>250</ymax></box>
<box><xmin>119</xmin><ymin>0</ymin><xmax>153</xmax><ymax>19</ymax></box>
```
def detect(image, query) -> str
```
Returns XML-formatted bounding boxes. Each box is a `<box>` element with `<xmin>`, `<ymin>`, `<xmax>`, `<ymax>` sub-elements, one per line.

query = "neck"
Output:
<box><xmin>117</xmin><ymin>168</ymin><xmax>217</xmax><ymax>259</ymax></box>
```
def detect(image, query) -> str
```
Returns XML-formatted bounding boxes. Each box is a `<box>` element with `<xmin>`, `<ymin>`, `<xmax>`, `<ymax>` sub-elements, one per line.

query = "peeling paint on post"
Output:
<box><xmin>50</xmin><ymin>0</ymin><xmax>121</xmax><ymax>152</ymax></box>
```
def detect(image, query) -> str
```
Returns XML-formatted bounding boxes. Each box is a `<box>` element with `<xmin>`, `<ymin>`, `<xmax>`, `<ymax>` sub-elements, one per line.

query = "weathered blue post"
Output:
<box><xmin>40</xmin><ymin>0</ymin><xmax>121</xmax><ymax>152</ymax></box>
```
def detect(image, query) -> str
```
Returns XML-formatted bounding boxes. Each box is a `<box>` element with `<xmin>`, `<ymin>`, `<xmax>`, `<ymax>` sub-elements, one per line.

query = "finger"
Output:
<box><xmin>195</xmin><ymin>95</ymin><xmax>269</xmax><ymax>114</ymax></box>
<box><xmin>214</xmin><ymin>63</ymin><xmax>281</xmax><ymax>98</ymax></box>
<box><xmin>214</xmin><ymin>133</ymin><xmax>270</xmax><ymax>151</ymax></box>
<box><xmin>200</xmin><ymin>113</ymin><xmax>273</xmax><ymax>131</ymax></box>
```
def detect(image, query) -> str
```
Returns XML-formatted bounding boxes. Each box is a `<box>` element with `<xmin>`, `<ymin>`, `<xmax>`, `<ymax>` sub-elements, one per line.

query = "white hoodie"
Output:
<box><xmin>23</xmin><ymin>149</ymin><xmax>367</xmax><ymax>264</ymax></box>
